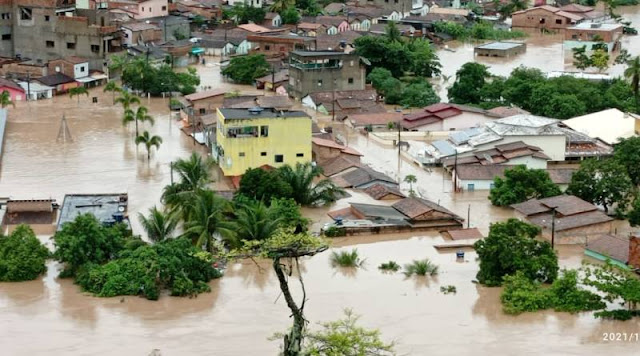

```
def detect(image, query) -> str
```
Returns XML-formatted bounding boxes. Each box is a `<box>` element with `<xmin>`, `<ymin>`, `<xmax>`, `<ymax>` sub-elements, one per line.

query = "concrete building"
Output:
<box><xmin>451</xmin><ymin>165</ymin><xmax>574</xmax><ymax>192</ymax></box>
<box><xmin>213</xmin><ymin>107</ymin><xmax>312</xmax><ymax>177</ymax></box>
<box><xmin>182</xmin><ymin>88</ymin><xmax>226</xmax><ymax>118</ymax></box>
<box><xmin>311</xmin><ymin>137</ymin><xmax>362</xmax><ymax>164</ymax></box>
<box><xmin>247</xmin><ymin>34</ymin><xmax>317</xmax><ymax>58</ymax></box>
<box><xmin>120</xmin><ymin>22</ymin><xmax>162</xmax><ymax>46</ymax></box>
<box><xmin>288</xmin><ymin>50</ymin><xmax>366</xmax><ymax>99</ymax></box>
<box><xmin>57</xmin><ymin>193</ymin><xmax>130</xmax><ymax>231</ymax></box>
<box><xmin>3</xmin><ymin>1</ymin><xmax>120</xmax><ymax>69</ymax></box>
<box><xmin>48</xmin><ymin>57</ymin><xmax>89</xmax><ymax>79</ymax></box>
<box><xmin>474</xmin><ymin>42</ymin><xmax>526</xmax><ymax>57</ymax></box>
<box><xmin>354</xmin><ymin>0</ymin><xmax>425</xmax><ymax>16</ymax></box>
<box><xmin>511</xmin><ymin>195</ymin><xmax>613</xmax><ymax>245</ymax></box>
<box><xmin>2</xmin><ymin>198</ymin><xmax>58</xmax><ymax>232</ymax></box>
<box><xmin>0</xmin><ymin>77</ymin><xmax>25</xmax><ymax>100</ymax></box>
<box><xmin>331</xmin><ymin>165</ymin><xmax>397</xmax><ymax>189</ymax></box>
<box><xmin>564</xmin><ymin>22</ymin><xmax>623</xmax><ymax>53</ymax></box>
<box><xmin>18</xmin><ymin>80</ymin><xmax>53</xmax><ymax>100</ymax></box>
<box><xmin>561</xmin><ymin>108</ymin><xmax>636</xmax><ymax>145</ymax></box>
<box><xmin>512</xmin><ymin>5</ymin><xmax>584</xmax><ymax>31</ymax></box>
<box><xmin>401</xmin><ymin>103</ymin><xmax>501</xmax><ymax>132</ymax></box>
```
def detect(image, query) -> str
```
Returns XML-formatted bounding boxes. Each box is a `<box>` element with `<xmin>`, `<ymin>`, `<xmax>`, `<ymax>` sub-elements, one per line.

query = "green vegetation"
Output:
<box><xmin>489</xmin><ymin>165</ymin><xmax>561</xmax><ymax>206</ymax></box>
<box><xmin>404</xmin><ymin>174</ymin><xmax>417</xmax><ymax>197</ymax></box>
<box><xmin>75</xmin><ymin>238</ymin><xmax>221</xmax><ymax>300</ymax></box>
<box><xmin>614</xmin><ymin>136</ymin><xmax>640</xmax><ymax>186</ymax></box>
<box><xmin>0</xmin><ymin>90</ymin><xmax>13</xmax><ymax>108</ymax></box>
<box><xmin>103</xmin><ymin>81</ymin><xmax>121</xmax><ymax>104</ymax></box>
<box><xmin>121</xmin><ymin>58</ymin><xmax>200</xmax><ymax>96</ymax></box>
<box><xmin>474</xmin><ymin>219</ymin><xmax>558</xmax><ymax>286</ymax></box>
<box><xmin>0</xmin><ymin>225</ymin><xmax>49</xmax><ymax>281</ymax></box>
<box><xmin>449</xmin><ymin>65</ymin><xmax>639</xmax><ymax>118</ymax></box>
<box><xmin>355</xmin><ymin>22</ymin><xmax>441</xmax><ymax>78</ymax></box>
<box><xmin>367</xmin><ymin>67</ymin><xmax>440</xmax><ymax>107</ymax></box>
<box><xmin>138</xmin><ymin>206</ymin><xmax>178</xmax><ymax>242</ymax></box>
<box><xmin>330</xmin><ymin>249</ymin><xmax>364</xmax><ymax>268</ymax></box>
<box><xmin>323</xmin><ymin>225</ymin><xmax>347</xmax><ymax>237</ymax></box>
<box><xmin>583</xmin><ymin>262</ymin><xmax>640</xmax><ymax>320</ymax></box>
<box><xmin>224</xmin><ymin>3</ymin><xmax>266</xmax><ymax>24</ymax></box>
<box><xmin>301</xmin><ymin>309</ymin><xmax>396</xmax><ymax>355</ymax></box>
<box><xmin>440</xmin><ymin>285</ymin><xmax>457</xmax><ymax>294</ymax></box>
<box><xmin>135</xmin><ymin>130</ymin><xmax>163</xmax><ymax>160</ymax></box>
<box><xmin>53</xmin><ymin>214</ymin><xmax>131</xmax><ymax>277</ymax></box>
<box><xmin>434</xmin><ymin>21</ymin><xmax>526</xmax><ymax>41</ymax></box>
<box><xmin>501</xmin><ymin>270</ymin><xmax>604</xmax><ymax>315</ymax></box>
<box><xmin>567</xmin><ymin>159</ymin><xmax>633</xmax><ymax>214</ymax></box>
<box><xmin>280</xmin><ymin>6</ymin><xmax>300</xmax><ymax>24</ymax></box>
<box><xmin>237</xmin><ymin>163</ymin><xmax>344</xmax><ymax>207</ymax></box>
<box><xmin>222</xmin><ymin>54</ymin><xmax>270</xmax><ymax>84</ymax></box>
<box><xmin>124</xmin><ymin>106</ymin><xmax>154</xmax><ymax>137</ymax></box>
<box><xmin>403</xmin><ymin>259</ymin><xmax>439</xmax><ymax>277</ymax></box>
<box><xmin>378</xmin><ymin>261</ymin><xmax>401</xmax><ymax>272</ymax></box>
<box><xmin>68</xmin><ymin>86</ymin><xmax>89</xmax><ymax>104</ymax></box>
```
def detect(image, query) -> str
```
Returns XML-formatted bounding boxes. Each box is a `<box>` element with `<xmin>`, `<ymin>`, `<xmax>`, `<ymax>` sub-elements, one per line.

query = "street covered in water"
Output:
<box><xmin>2</xmin><ymin>7</ymin><xmax>640</xmax><ymax>355</ymax></box>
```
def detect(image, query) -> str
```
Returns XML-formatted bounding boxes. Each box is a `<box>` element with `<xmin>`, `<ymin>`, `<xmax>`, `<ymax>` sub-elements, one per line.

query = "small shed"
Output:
<box><xmin>474</xmin><ymin>42</ymin><xmax>526</xmax><ymax>57</ymax></box>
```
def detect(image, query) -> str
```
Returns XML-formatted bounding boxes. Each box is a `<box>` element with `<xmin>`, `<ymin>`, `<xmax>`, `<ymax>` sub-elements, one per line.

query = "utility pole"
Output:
<box><xmin>467</xmin><ymin>204</ymin><xmax>470</xmax><ymax>229</ymax></box>
<box><xmin>397</xmin><ymin>120</ymin><xmax>401</xmax><ymax>182</ymax></box>
<box><xmin>26</xmin><ymin>72</ymin><xmax>31</xmax><ymax>101</ymax></box>
<box><xmin>551</xmin><ymin>206</ymin><xmax>557</xmax><ymax>249</ymax></box>
<box><xmin>170</xmin><ymin>161</ymin><xmax>174</xmax><ymax>184</ymax></box>
<box><xmin>453</xmin><ymin>150</ymin><xmax>458</xmax><ymax>192</ymax></box>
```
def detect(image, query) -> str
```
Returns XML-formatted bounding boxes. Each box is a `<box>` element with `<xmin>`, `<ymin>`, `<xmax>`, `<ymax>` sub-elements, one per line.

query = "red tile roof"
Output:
<box><xmin>312</xmin><ymin>137</ymin><xmax>363</xmax><ymax>156</ymax></box>
<box><xmin>444</xmin><ymin>227</ymin><xmax>484</xmax><ymax>240</ymax></box>
<box><xmin>347</xmin><ymin>112</ymin><xmax>402</xmax><ymax>126</ymax></box>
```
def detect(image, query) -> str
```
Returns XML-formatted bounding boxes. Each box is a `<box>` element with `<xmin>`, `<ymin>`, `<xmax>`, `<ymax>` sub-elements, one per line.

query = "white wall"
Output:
<box><xmin>410</xmin><ymin>112</ymin><xmax>497</xmax><ymax>132</ymax></box>
<box><xmin>469</xmin><ymin>135</ymin><xmax>567</xmax><ymax>162</ymax></box>
<box><xmin>74</xmin><ymin>63</ymin><xmax>89</xmax><ymax>78</ymax></box>
<box><xmin>136</xmin><ymin>0</ymin><xmax>169</xmax><ymax>20</ymax></box>
<box><xmin>507</xmin><ymin>156</ymin><xmax>548</xmax><ymax>169</ymax></box>
<box><xmin>456</xmin><ymin>177</ymin><xmax>494</xmax><ymax>191</ymax></box>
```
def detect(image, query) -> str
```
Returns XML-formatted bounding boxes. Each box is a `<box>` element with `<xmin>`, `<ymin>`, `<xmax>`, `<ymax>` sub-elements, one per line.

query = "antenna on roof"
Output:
<box><xmin>57</xmin><ymin>114</ymin><xmax>73</xmax><ymax>143</ymax></box>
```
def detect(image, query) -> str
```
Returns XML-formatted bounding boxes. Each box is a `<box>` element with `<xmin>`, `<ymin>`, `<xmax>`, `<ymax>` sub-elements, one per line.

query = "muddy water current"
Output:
<box><xmin>2</xmin><ymin>11</ymin><xmax>640</xmax><ymax>354</ymax></box>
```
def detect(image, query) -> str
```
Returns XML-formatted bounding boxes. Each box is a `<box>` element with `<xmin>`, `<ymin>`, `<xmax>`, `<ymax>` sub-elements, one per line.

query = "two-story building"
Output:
<box><xmin>512</xmin><ymin>5</ymin><xmax>584</xmax><ymax>31</ymax></box>
<box><xmin>247</xmin><ymin>34</ymin><xmax>317</xmax><ymax>58</ymax></box>
<box><xmin>563</xmin><ymin>22</ymin><xmax>623</xmax><ymax>53</ymax></box>
<box><xmin>288</xmin><ymin>50</ymin><xmax>367</xmax><ymax>99</ymax></box>
<box><xmin>213</xmin><ymin>107</ymin><xmax>312</xmax><ymax>177</ymax></box>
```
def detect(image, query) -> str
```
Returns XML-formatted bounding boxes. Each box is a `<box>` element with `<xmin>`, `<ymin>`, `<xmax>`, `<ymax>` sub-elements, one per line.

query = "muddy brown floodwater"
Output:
<box><xmin>3</xmin><ymin>14</ymin><xmax>640</xmax><ymax>354</ymax></box>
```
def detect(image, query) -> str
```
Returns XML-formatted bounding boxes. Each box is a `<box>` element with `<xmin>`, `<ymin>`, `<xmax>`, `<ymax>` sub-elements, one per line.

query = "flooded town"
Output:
<box><xmin>1</xmin><ymin>0</ymin><xmax>640</xmax><ymax>355</ymax></box>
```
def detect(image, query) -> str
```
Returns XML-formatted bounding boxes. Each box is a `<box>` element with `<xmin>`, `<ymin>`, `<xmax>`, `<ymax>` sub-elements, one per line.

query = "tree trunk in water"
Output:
<box><xmin>273</xmin><ymin>257</ymin><xmax>304</xmax><ymax>356</ymax></box>
<box><xmin>135</xmin><ymin>119</ymin><xmax>139</xmax><ymax>137</ymax></box>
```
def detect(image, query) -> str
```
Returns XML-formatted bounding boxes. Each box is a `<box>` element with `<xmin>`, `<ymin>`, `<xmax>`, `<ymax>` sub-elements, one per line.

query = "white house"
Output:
<box><xmin>401</xmin><ymin>103</ymin><xmax>501</xmax><ymax>132</ymax></box>
<box><xmin>134</xmin><ymin>0</ymin><xmax>169</xmax><ymax>20</ymax></box>
<box><xmin>561</xmin><ymin>108</ymin><xmax>637</xmax><ymax>145</ymax></box>
<box><xmin>453</xmin><ymin>165</ymin><xmax>575</xmax><ymax>192</ymax></box>
<box><xmin>18</xmin><ymin>81</ymin><xmax>53</xmax><ymax>100</ymax></box>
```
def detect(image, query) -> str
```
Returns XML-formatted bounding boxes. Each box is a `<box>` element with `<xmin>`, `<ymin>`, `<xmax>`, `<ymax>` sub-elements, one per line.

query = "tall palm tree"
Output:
<box><xmin>69</xmin><ymin>86</ymin><xmax>89</xmax><ymax>104</ymax></box>
<box><xmin>233</xmin><ymin>201</ymin><xmax>282</xmax><ymax>248</ymax></box>
<box><xmin>138</xmin><ymin>206</ymin><xmax>178</xmax><ymax>242</ymax></box>
<box><xmin>115</xmin><ymin>90</ymin><xmax>140</xmax><ymax>112</ymax></box>
<box><xmin>404</xmin><ymin>174</ymin><xmax>417</xmax><ymax>197</ymax></box>
<box><xmin>182</xmin><ymin>189</ymin><xmax>234</xmax><ymax>252</ymax></box>
<box><xmin>135</xmin><ymin>130</ymin><xmax>163</xmax><ymax>160</ymax></box>
<box><xmin>108</xmin><ymin>54</ymin><xmax>129</xmax><ymax>75</ymax></box>
<box><xmin>269</xmin><ymin>0</ymin><xmax>294</xmax><ymax>12</ymax></box>
<box><xmin>103</xmin><ymin>81</ymin><xmax>121</xmax><ymax>105</ymax></box>
<box><xmin>0</xmin><ymin>90</ymin><xmax>14</xmax><ymax>108</ymax></box>
<box><xmin>162</xmin><ymin>152</ymin><xmax>216</xmax><ymax>216</ymax></box>
<box><xmin>277</xmin><ymin>162</ymin><xmax>345</xmax><ymax>206</ymax></box>
<box><xmin>125</xmin><ymin>106</ymin><xmax>154</xmax><ymax>137</ymax></box>
<box><xmin>625</xmin><ymin>56</ymin><xmax>640</xmax><ymax>107</ymax></box>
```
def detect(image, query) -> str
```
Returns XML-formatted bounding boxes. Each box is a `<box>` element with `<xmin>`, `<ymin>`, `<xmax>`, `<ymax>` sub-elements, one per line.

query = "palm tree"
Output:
<box><xmin>0</xmin><ymin>90</ymin><xmax>14</xmax><ymax>108</ymax></box>
<box><xmin>138</xmin><ymin>206</ymin><xmax>178</xmax><ymax>242</ymax></box>
<box><xmin>269</xmin><ymin>0</ymin><xmax>294</xmax><ymax>12</ymax></box>
<box><xmin>182</xmin><ymin>189</ymin><xmax>234</xmax><ymax>252</ymax></box>
<box><xmin>162</xmin><ymin>153</ymin><xmax>216</xmax><ymax>215</ymax></box>
<box><xmin>125</xmin><ymin>106</ymin><xmax>154</xmax><ymax>137</ymax></box>
<box><xmin>233</xmin><ymin>201</ymin><xmax>282</xmax><ymax>248</ymax></box>
<box><xmin>135</xmin><ymin>130</ymin><xmax>162</xmax><ymax>160</ymax></box>
<box><xmin>385</xmin><ymin>21</ymin><xmax>401</xmax><ymax>42</ymax></box>
<box><xmin>115</xmin><ymin>90</ymin><xmax>140</xmax><ymax>112</ymax></box>
<box><xmin>625</xmin><ymin>56</ymin><xmax>640</xmax><ymax>108</ymax></box>
<box><xmin>404</xmin><ymin>174</ymin><xmax>417</xmax><ymax>197</ymax></box>
<box><xmin>108</xmin><ymin>54</ymin><xmax>129</xmax><ymax>75</ymax></box>
<box><xmin>103</xmin><ymin>81</ymin><xmax>121</xmax><ymax>104</ymax></box>
<box><xmin>69</xmin><ymin>86</ymin><xmax>89</xmax><ymax>104</ymax></box>
<box><xmin>277</xmin><ymin>162</ymin><xmax>345</xmax><ymax>206</ymax></box>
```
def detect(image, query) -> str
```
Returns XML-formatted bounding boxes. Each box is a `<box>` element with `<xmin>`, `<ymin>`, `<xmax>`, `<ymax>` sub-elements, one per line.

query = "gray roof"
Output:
<box><xmin>350</xmin><ymin>203</ymin><xmax>409</xmax><ymax>221</ymax></box>
<box><xmin>449</xmin><ymin>131</ymin><xmax>471</xmax><ymax>145</ymax></box>
<box><xmin>57</xmin><ymin>194</ymin><xmax>129</xmax><ymax>231</ymax></box>
<box><xmin>219</xmin><ymin>108</ymin><xmax>310</xmax><ymax>120</ymax></box>
<box><xmin>486</xmin><ymin>115</ymin><xmax>563</xmax><ymax>136</ymax></box>
<box><xmin>432</xmin><ymin>140</ymin><xmax>457</xmax><ymax>157</ymax></box>
<box><xmin>475</xmin><ymin>42</ymin><xmax>525</xmax><ymax>50</ymax></box>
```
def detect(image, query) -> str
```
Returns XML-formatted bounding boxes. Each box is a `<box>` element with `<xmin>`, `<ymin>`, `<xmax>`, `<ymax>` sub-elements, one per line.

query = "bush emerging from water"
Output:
<box><xmin>378</xmin><ymin>261</ymin><xmax>401</xmax><ymax>272</ymax></box>
<box><xmin>330</xmin><ymin>249</ymin><xmax>364</xmax><ymax>268</ymax></box>
<box><xmin>501</xmin><ymin>270</ymin><xmax>605</xmax><ymax>315</ymax></box>
<box><xmin>403</xmin><ymin>259</ymin><xmax>439</xmax><ymax>277</ymax></box>
<box><xmin>75</xmin><ymin>238</ymin><xmax>222</xmax><ymax>300</ymax></box>
<box><xmin>440</xmin><ymin>285</ymin><xmax>457</xmax><ymax>295</ymax></box>
<box><xmin>0</xmin><ymin>225</ymin><xmax>50</xmax><ymax>281</ymax></box>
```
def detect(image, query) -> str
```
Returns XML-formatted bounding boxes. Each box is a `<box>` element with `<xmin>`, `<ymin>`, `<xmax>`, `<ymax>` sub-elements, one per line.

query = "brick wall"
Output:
<box><xmin>629</xmin><ymin>236</ymin><xmax>640</xmax><ymax>268</ymax></box>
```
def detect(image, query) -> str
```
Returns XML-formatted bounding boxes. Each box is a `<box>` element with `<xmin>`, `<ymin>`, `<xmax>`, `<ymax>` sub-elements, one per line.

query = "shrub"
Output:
<box><xmin>0</xmin><ymin>225</ymin><xmax>50</xmax><ymax>281</ymax></box>
<box><xmin>501</xmin><ymin>272</ymin><xmax>553</xmax><ymax>314</ymax></box>
<box><xmin>594</xmin><ymin>310</ymin><xmax>640</xmax><ymax>321</ymax></box>
<box><xmin>330</xmin><ymin>249</ymin><xmax>364</xmax><ymax>268</ymax></box>
<box><xmin>440</xmin><ymin>285</ymin><xmax>457</xmax><ymax>294</ymax></box>
<box><xmin>378</xmin><ymin>261</ymin><xmax>401</xmax><ymax>272</ymax></box>
<box><xmin>549</xmin><ymin>270</ymin><xmax>605</xmax><ymax>313</ymax></box>
<box><xmin>324</xmin><ymin>226</ymin><xmax>346</xmax><ymax>238</ymax></box>
<box><xmin>403</xmin><ymin>259</ymin><xmax>439</xmax><ymax>277</ymax></box>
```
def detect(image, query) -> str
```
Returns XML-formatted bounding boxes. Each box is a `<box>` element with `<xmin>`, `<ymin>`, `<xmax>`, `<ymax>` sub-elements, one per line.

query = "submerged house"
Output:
<box><xmin>2</xmin><ymin>199</ymin><xmax>58</xmax><ymax>231</ymax></box>
<box><xmin>511</xmin><ymin>195</ymin><xmax>613</xmax><ymax>244</ymax></box>
<box><xmin>57</xmin><ymin>193</ymin><xmax>130</xmax><ymax>231</ymax></box>
<box><xmin>585</xmin><ymin>234</ymin><xmax>639</xmax><ymax>269</ymax></box>
<box><xmin>326</xmin><ymin>197</ymin><xmax>463</xmax><ymax>235</ymax></box>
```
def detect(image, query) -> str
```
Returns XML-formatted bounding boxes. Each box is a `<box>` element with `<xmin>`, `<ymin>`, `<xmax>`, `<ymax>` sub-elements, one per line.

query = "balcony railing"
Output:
<box><xmin>290</xmin><ymin>63</ymin><xmax>342</xmax><ymax>70</ymax></box>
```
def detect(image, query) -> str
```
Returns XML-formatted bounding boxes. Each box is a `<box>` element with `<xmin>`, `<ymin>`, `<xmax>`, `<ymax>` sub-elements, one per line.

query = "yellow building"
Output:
<box><xmin>214</xmin><ymin>107</ymin><xmax>312</xmax><ymax>177</ymax></box>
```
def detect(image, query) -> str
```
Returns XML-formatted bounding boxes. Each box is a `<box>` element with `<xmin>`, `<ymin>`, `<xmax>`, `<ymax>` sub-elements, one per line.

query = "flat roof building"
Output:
<box><xmin>474</xmin><ymin>42</ymin><xmax>526</xmax><ymax>57</ymax></box>
<box><xmin>57</xmin><ymin>193</ymin><xmax>129</xmax><ymax>231</ymax></box>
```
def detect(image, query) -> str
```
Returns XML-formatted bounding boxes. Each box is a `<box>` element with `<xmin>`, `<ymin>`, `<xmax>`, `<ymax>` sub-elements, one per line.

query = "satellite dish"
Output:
<box><xmin>118</xmin><ymin>206</ymin><xmax>125</xmax><ymax>212</ymax></box>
